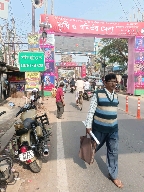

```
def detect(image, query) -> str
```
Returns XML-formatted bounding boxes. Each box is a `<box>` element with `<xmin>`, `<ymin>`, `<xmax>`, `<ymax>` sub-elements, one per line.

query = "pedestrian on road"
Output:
<box><xmin>85</xmin><ymin>73</ymin><xmax>123</xmax><ymax>188</ymax></box>
<box><xmin>56</xmin><ymin>82</ymin><xmax>65</xmax><ymax>119</ymax></box>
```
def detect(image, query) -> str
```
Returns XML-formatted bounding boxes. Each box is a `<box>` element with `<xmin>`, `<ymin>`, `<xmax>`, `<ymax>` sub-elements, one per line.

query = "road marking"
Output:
<box><xmin>57</xmin><ymin>119</ymin><xmax>69</xmax><ymax>192</ymax></box>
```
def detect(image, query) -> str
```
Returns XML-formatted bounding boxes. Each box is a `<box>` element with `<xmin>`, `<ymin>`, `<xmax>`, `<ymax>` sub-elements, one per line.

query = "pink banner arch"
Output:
<box><xmin>40</xmin><ymin>14</ymin><xmax>144</xmax><ymax>95</ymax></box>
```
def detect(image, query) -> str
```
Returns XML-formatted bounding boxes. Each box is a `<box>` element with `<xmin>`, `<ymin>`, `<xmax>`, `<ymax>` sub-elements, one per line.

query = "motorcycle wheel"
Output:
<box><xmin>87</xmin><ymin>97</ymin><xmax>89</xmax><ymax>101</ymax></box>
<box><xmin>3</xmin><ymin>169</ymin><xmax>14</xmax><ymax>183</ymax></box>
<box><xmin>29</xmin><ymin>159</ymin><xmax>42</xmax><ymax>173</ymax></box>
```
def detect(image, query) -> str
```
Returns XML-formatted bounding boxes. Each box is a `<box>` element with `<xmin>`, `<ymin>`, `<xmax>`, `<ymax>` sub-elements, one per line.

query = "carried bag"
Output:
<box><xmin>79</xmin><ymin>134</ymin><xmax>96</xmax><ymax>165</ymax></box>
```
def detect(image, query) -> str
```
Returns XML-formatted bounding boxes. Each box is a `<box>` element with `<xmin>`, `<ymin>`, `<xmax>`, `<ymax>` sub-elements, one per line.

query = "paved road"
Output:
<box><xmin>59</xmin><ymin>92</ymin><xmax>144</xmax><ymax>192</ymax></box>
<box><xmin>11</xmin><ymin>92</ymin><xmax>144</xmax><ymax>192</ymax></box>
<box><xmin>118</xmin><ymin>94</ymin><xmax>144</xmax><ymax>118</ymax></box>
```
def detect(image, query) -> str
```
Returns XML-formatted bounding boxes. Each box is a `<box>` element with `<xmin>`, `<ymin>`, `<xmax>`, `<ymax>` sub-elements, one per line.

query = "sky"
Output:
<box><xmin>0</xmin><ymin>0</ymin><xmax>144</xmax><ymax>57</ymax></box>
<box><xmin>1</xmin><ymin>0</ymin><xmax>144</xmax><ymax>39</ymax></box>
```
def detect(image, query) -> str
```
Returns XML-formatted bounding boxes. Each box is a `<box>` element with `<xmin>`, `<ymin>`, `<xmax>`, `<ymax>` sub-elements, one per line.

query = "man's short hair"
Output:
<box><xmin>105</xmin><ymin>73</ymin><xmax>117</xmax><ymax>82</ymax></box>
<box><xmin>59</xmin><ymin>82</ymin><xmax>64</xmax><ymax>87</ymax></box>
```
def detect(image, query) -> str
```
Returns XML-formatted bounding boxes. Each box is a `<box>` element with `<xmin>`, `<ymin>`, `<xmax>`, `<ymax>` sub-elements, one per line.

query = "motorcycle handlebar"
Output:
<box><xmin>0</xmin><ymin>111</ymin><xmax>6</xmax><ymax>116</ymax></box>
<box><xmin>16</xmin><ymin>102</ymin><xmax>37</xmax><ymax>117</ymax></box>
<box><xmin>16</xmin><ymin>110</ymin><xmax>22</xmax><ymax>117</ymax></box>
<box><xmin>32</xmin><ymin>95</ymin><xmax>41</xmax><ymax>102</ymax></box>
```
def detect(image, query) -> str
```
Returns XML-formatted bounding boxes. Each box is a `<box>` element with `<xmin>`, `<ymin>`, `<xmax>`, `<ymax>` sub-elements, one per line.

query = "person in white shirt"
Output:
<box><xmin>75</xmin><ymin>77</ymin><xmax>85</xmax><ymax>105</ymax></box>
<box><xmin>84</xmin><ymin>79</ymin><xmax>90</xmax><ymax>90</ymax></box>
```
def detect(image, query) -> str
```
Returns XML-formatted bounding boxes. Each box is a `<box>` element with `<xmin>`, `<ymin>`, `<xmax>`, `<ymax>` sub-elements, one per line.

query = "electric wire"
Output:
<box><xmin>118</xmin><ymin>0</ymin><xmax>129</xmax><ymax>21</ymax></box>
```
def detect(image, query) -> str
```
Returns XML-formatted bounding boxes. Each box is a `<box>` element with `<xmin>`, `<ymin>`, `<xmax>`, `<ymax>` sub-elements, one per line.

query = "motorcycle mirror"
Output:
<box><xmin>24</xmin><ymin>104</ymin><xmax>29</xmax><ymax>108</ymax></box>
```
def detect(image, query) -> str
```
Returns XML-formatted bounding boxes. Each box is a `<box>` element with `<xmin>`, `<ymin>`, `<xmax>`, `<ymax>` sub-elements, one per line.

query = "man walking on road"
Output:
<box><xmin>85</xmin><ymin>73</ymin><xmax>123</xmax><ymax>188</ymax></box>
<box><xmin>56</xmin><ymin>82</ymin><xmax>65</xmax><ymax>119</ymax></box>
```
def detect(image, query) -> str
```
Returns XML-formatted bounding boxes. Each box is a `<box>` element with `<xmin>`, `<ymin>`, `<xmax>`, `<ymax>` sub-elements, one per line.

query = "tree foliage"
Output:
<box><xmin>98</xmin><ymin>38</ymin><xmax>128</xmax><ymax>65</ymax></box>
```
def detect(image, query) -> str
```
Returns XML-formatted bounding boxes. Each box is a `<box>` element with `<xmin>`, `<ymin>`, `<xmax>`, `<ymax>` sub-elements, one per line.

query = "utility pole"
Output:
<box><xmin>6</xmin><ymin>23</ymin><xmax>10</xmax><ymax>65</ymax></box>
<box><xmin>32</xmin><ymin>4</ymin><xmax>35</xmax><ymax>33</ymax></box>
<box><xmin>51</xmin><ymin>0</ymin><xmax>54</xmax><ymax>15</ymax></box>
<box><xmin>103</xmin><ymin>55</ymin><xmax>106</xmax><ymax>77</ymax></box>
<box><xmin>44</xmin><ymin>0</ymin><xmax>48</xmax><ymax>14</ymax></box>
<box><xmin>11</xmin><ymin>18</ymin><xmax>16</xmax><ymax>66</ymax></box>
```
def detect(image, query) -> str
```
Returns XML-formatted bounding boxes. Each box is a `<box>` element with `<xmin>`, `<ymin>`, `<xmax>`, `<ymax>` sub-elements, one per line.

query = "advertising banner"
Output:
<box><xmin>39</xmin><ymin>33</ymin><xmax>55</xmax><ymax>46</ymax></box>
<box><xmin>28</xmin><ymin>33</ymin><xmax>40</xmax><ymax>52</ymax></box>
<box><xmin>58</xmin><ymin>69</ymin><xmax>75</xmax><ymax>78</ymax></box>
<box><xmin>81</xmin><ymin>65</ymin><xmax>86</xmax><ymax>78</ymax></box>
<box><xmin>39</xmin><ymin>31</ymin><xmax>55</xmax><ymax>92</ymax></box>
<box><xmin>8</xmin><ymin>73</ymin><xmax>25</xmax><ymax>92</ymax></box>
<box><xmin>134</xmin><ymin>36</ymin><xmax>144</xmax><ymax>89</ymax></box>
<box><xmin>8</xmin><ymin>76</ymin><xmax>25</xmax><ymax>82</ymax></box>
<box><xmin>40</xmin><ymin>46</ymin><xmax>54</xmax><ymax>62</ymax></box>
<box><xmin>55</xmin><ymin>62</ymin><xmax>84</xmax><ymax>67</ymax></box>
<box><xmin>135</xmin><ymin>36</ymin><xmax>144</xmax><ymax>51</ymax></box>
<box><xmin>40</xmin><ymin>14</ymin><xmax>144</xmax><ymax>36</ymax></box>
<box><xmin>43</xmin><ymin>72</ymin><xmax>54</xmax><ymax>91</ymax></box>
<box><xmin>25</xmin><ymin>72</ymin><xmax>41</xmax><ymax>91</ymax></box>
<box><xmin>55</xmin><ymin>66</ymin><xmax>58</xmax><ymax>79</ymax></box>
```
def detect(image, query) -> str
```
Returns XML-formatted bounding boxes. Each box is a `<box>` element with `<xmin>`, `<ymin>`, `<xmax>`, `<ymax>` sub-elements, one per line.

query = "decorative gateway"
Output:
<box><xmin>32</xmin><ymin>0</ymin><xmax>44</xmax><ymax>8</ymax></box>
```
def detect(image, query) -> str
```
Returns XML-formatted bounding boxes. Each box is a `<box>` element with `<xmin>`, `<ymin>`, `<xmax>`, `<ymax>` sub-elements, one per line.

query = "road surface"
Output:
<box><xmin>118</xmin><ymin>94</ymin><xmax>144</xmax><ymax>118</ymax></box>
<box><xmin>5</xmin><ymin>92</ymin><xmax>144</xmax><ymax>192</ymax></box>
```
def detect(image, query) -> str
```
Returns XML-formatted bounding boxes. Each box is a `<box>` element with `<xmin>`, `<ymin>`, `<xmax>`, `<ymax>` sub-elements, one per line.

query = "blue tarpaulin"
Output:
<box><xmin>113</xmin><ymin>66</ymin><xmax>123</xmax><ymax>71</ymax></box>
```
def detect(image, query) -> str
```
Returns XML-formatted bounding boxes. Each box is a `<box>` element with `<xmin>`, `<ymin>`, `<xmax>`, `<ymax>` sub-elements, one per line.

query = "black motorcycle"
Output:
<box><xmin>0</xmin><ymin>111</ymin><xmax>14</xmax><ymax>183</ymax></box>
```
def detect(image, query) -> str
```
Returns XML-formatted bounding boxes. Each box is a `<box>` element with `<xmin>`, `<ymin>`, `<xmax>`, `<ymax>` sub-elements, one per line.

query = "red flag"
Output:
<box><xmin>0</xmin><ymin>2</ymin><xmax>4</xmax><ymax>10</ymax></box>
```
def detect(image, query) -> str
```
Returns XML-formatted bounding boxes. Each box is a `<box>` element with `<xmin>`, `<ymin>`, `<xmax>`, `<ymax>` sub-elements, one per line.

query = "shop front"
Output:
<box><xmin>7</xmin><ymin>72</ymin><xmax>25</xmax><ymax>97</ymax></box>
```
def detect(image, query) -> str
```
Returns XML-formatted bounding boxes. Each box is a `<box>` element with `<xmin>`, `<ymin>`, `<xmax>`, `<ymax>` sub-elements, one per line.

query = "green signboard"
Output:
<box><xmin>19</xmin><ymin>52</ymin><xmax>45</xmax><ymax>72</ymax></box>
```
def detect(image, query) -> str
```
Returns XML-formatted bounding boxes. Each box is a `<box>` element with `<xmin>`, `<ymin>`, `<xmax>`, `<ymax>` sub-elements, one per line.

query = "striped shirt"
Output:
<box><xmin>85</xmin><ymin>88</ymin><xmax>115</xmax><ymax>129</ymax></box>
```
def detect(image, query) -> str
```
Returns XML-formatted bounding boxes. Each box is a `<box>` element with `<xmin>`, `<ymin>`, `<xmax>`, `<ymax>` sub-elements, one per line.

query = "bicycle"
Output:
<box><xmin>78</xmin><ymin>91</ymin><xmax>83</xmax><ymax>111</ymax></box>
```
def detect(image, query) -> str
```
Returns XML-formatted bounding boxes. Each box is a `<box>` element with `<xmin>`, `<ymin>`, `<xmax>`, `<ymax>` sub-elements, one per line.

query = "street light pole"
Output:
<box><xmin>32</xmin><ymin>4</ymin><xmax>35</xmax><ymax>33</ymax></box>
<box><xmin>51</xmin><ymin>0</ymin><xmax>54</xmax><ymax>15</ymax></box>
<box><xmin>103</xmin><ymin>53</ymin><xmax>106</xmax><ymax>77</ymax></box>
<box><xmin>41</xmin><ymin>30</ymin><xmax>47</xmax><ymax>101</ymax></box>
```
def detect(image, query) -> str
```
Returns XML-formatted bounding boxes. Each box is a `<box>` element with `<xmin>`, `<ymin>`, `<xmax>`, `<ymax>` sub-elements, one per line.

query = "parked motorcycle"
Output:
<box><xmin>9</xmin><ymin>100</ymin><xmax>50</xmax><ymax>173</ymax></box>
<box><xmin>0</xmin><ymin>111</ymin><xmax>14</xmax><ymax>183</ymax></box>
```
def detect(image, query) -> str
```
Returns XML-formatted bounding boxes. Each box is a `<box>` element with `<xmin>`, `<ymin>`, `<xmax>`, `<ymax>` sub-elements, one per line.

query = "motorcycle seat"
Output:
<box><xmin>23</xmin><ymin>118</ymin><xmax>36</xmax><ymax>129</ymax></box>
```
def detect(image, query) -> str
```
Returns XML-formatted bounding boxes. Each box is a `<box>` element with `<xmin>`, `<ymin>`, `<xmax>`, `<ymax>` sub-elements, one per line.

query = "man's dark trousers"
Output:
<box><xmin>56</xmin><ymin>101</ymin><xmax>64</xmax><ymax>118</ymax></box>
<box><xmin>93</xmin><ymin>130</ymin><xmax>119</xmax><ymax>180</ymax></box>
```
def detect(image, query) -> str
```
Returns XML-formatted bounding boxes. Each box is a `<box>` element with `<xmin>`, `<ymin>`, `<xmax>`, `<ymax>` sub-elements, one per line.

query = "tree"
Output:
<box><xmin>98</xmin><ymin>38</ymin><xmax>128</xmax><ymax>65</ymax></box>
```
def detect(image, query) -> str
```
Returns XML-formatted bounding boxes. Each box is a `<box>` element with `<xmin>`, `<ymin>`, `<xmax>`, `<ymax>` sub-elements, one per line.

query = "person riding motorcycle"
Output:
<box><xmin>84</xmin><ymin>78</ymin><xmax>90</xmax><ymax>91</ymax></box>
<box><xmin>75</xmin><ymin>77</ymin><xmax>84</xmax><ymax>105</ymax></box>
<box><xmin>70</xmin><ymin>78</ymin><xmax>76</xmax><ymax>93</ymax></box>
<box><xmin>70</xmin><ymin>78</ymin><xmax>75</xmax><ymax>87</ymax></box>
